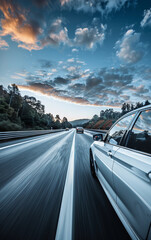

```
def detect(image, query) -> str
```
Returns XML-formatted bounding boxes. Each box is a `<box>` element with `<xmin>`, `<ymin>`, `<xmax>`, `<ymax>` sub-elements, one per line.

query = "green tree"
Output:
<box><xmin>130</xmin><ymin>104</ymin><xmax>134</xmax><ymax>111</ymax></box>
<box><xmin>144</xmin><ymin>100</ymin><xmax>150</xmax><ymax>106</ymax></box>
<box><xmin>135</xmin><ymin>102</ymin><xmax>143</xmax><ymax>109</ymax></box>
<box><xmin>92</xmin><ymin>114</ymin><xmax>99</xmax><ymax>122</ymax></box>
<box><xmin>121</xmin><ymin>103</ymin><xmax>127</xmax><ymax>115</ymax></box>
<box><xmin>8</xmin><ymin>84</ymin><xmax>22</xmax><ymax>114</ymax></box>
<box><xmin>20</xmin><ymin>102</ymin><xmax>35</xmax><ymax>127</ymax></box>
<box><xmin>126</xmin><ymin>103</ymin><xmax>130</xmax><ymax>112</ymax></box>
<box><xmin>62</xmin><ymin>117</ymin><xmax>72</xmax><ymax>129</ymax></box>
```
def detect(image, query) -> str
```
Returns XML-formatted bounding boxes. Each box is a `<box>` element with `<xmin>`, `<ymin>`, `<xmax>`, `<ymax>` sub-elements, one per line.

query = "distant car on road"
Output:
<box><xmin>90</xmin><ymin>105</ymin><xmax>151</xmax><ymax>240</ymax></box>
<box><xmin>66</xmin><ymin>128</ymin><xmax>69</xmax><ymax>131</ymax></box>
<box><xmin>76</xmin><ymin>127</ymin><xmax>84</xmax><ymax>134</ymax></box>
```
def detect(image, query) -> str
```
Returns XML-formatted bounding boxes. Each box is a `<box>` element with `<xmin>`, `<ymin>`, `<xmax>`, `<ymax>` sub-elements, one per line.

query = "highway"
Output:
<box><xmin>0</xmin><ymin>129</ymin><xmax>130</xmax><ymax>240</ymax></box>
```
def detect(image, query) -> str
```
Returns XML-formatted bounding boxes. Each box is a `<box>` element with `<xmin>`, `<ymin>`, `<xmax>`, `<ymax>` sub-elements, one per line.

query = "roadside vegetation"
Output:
<box><xmin>0</xmin><ymin>84</ymin><xmax>72</xmax><ymax>131</ymax></box>
<box><xmin>0</xmin><ymin>84</ymin><xmax>150</xmax><ymax>131</ymax></box>
<box><xmin>84</xmin><ymin>100</ymin><xmax>150</xmax><ymax>130</ymax></box>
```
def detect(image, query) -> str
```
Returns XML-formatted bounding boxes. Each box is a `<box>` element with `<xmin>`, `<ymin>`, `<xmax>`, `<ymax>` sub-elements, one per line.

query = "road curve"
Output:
<box><xmin>0</xmin><ymin>129</ymin><xmax>130</xmax><ymax>240</ymax></box>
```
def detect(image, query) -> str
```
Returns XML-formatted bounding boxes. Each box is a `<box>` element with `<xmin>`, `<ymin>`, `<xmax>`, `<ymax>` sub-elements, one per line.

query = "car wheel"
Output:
<box><xmin>90</xmin><ymin>151</ymin><xmax>96</xmax><ymax>178</ymax></box>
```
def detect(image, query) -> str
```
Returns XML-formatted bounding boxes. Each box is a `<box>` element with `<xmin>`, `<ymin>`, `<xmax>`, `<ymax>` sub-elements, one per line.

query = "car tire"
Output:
<box><xmin>90</xmin><ymin>151</ymin><xmax>97</xmax><ymax>178</ymax></box>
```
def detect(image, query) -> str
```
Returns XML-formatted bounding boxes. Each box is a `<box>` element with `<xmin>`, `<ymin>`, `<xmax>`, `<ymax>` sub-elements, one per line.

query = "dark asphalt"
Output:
<box><xmin>0</xmin><ymin>129</ymin><xmax>130</xmax><ymax>240</ymax></box>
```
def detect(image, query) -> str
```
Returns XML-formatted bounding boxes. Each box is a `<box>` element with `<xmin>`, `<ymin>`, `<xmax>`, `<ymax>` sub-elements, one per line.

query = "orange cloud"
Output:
<box><xmin>18</xmin><ymin>84</ymin><xmax>90</xmax><ymax>105</ymax></box>
<box><xmin>0</xmin><ymin>0</ymin><xmax>42</xmax><ymax>50</ymax></box>
<box><xmin>18</xmin><ymin>84</ymin><xmax>121</xmax><ymax>108</ymax></box>
<box><xmin>18</xmin><ymin>84</ymin><xmax>53</xmax><ymax>96</ymax></box>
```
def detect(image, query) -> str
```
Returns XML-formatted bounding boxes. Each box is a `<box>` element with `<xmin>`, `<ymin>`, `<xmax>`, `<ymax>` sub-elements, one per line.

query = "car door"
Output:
<box><xmin>113</xmin><ymin>109</ymin><xmax>151</xmax><ymax>240</ymax></box>
<box><xmin>94</xmin><ymin>113</ymin><xmax>135</xmax><ymax>202</ymax></box>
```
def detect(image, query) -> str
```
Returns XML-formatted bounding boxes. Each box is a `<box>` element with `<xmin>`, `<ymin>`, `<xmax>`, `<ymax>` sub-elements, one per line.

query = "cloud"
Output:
<box><xmin>82</xmin><ymin>66</ymin><xmax>138</xmax><ymax>104</ymax></box>
<box><xmin>74</xmin><ymin>25</ymin><xmax>106</xmax><ymax>49</ymax></box>
<box><xmin>0</xmin><ymin>0</ymin><xmax>42</xmax><ymax>50</ymax></box>
<box><xmin>33</xmin><ymin>0</ymin><xmax>49</xmax><ymax>7</ymax></box>
<box><xmin>66</xmin><ymin>69</ymin><xmax>90</xmax><ymax>81</ymax></box>
<box><xmin>60</xmin><ymin>0</ymin><xmax>70</xmax><ymax>6</ymax></box>
<box><xmin>132</xmin><ymin>85</ymin><xmax>149</xmax><ymax>94</ymax></box>
<box><xmin>64</xmin><ymin>63</ymin><xmax>89</xmax><ymax>80</ymax></box>
<box><xmin>139</xmin><ymin>66</ymin><xmax>151</xmax><ymax>80</ymax></box>
<box><xmin>47</xmin><ymin>72</ymin><xmax>53</xmax><ymax>76</ymax></box>
<box><xmin>16</xmin><ymin>72</ymin><xmax>28</xmax><ymax>77</ymax></box>
<box><xmin>86</xmin><ymin>77</ymin><xmax>102</xmax><ymax>90</ymax></box>
<box><xmin>116</xmin><ymin>29</ymin><xmax>145</xmax><ymax>64</ymax></box>
<box><xmin>54</xmin><ymin>77</ymin><xmax>70</xmax><ymax>85</ymax></box>
<box><xmin>0</xmin><ymin>2</ymin><xmax>70</xmax><ymax>50</ymax></box>
<box><xmin>18</xmin><ymin>64</ymin><xmax>151</xmax><ymax>107</ymax></box>
<box><xmin>141</xmin><ymin>8</ymin><xmax>151</xmax><ymax>28</ymax></box>
<box><xmin>72</xmin><ymin>48</ymin><xmax>78</xmax><ymax>52</ymax></box>
<box><xmin>76</xmin><ymin>60</ymin><xmax>85</xmax><ymax>65</ymax></box>
<box><xmin>52</xmin><ymin>68</ymin><xmax>57</xmax><ymax>72</ymax></box>
<box><xmin>67</xmin><ymin>58</ymin><xmax>75</xmax><ymax>62</ymax></box>
<box><xmin>41</xmin><ymin>18</ymin><xmax>106</xmax><ymax>49</ymax></box>
<box><xmin>103</xmin><ymin>72</ymin><xmax>132</xmax><ymax>83</ymax></box>
<box><xmin>41</xmin><ymin>18</ymin><xmax>70</xmax><ymax>47</ymax></box>
<box><xmin>18</xmin><ymin>82</ymin><xmax>54</xmax><ymax>95</ymax></box>
<box><xmin>18</xmin><ymin>81</ymin><xmax>90</xmax><ymax>105</ymax></box>
<box><xmin>60</xmin><ymin>0</ymin><xmax>131</xmax><ymax>14</ymax></box>
<box><xmin>0</xmin><ymin>37</ymin><xmax>9</xmax><ymax>49</ymax></box>
<box><xmin>39</xmin><ymin>59</ymin><xmax>52</xmax><ymax>68</ymax></box>
<box><xmin>18</xmin><ymin>44</ymin><xmax>42</xmax><ymax>51</ymax></box>
<box><xmin>67</xmin><ymin>66</ymin><xmax>77</xmax><ymax>72</ymax></box>
<box><xmin>66</xmin><ymin>73</ymin><xmax>82</xmax><ymax>81</ymax></box>
<box><xmin>69</xmin><ymin>83</ymin><xmax>85</xmax><ymax>91</ymax></box>
<box><xmin>120</xmin><ymin>95</ymin><xmax>130</xmax><ymax>100</ymax></box>
<box><xmin>0</xmin><ymin>2</ymin><xmax>107</xmax><ymax>51</ymax></box>
<box><xmin>11</xmin><ymin>75</ymin><xmax>22</xmax><ymax>80</ymax></box>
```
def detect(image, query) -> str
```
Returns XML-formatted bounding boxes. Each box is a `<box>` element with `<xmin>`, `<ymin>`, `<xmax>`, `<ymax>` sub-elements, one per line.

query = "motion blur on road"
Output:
<box><xmin>0</xmin><ymin>129</ymin><xmax>130</xmax><ymax>240</ymax></box>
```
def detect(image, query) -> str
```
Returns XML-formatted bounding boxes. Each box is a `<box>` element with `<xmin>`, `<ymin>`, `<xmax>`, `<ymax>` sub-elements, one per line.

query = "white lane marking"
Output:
<box><xmin>0</xmin><ymin>131</ymin><xmax>69</xmax><ymax>151</ymax></box>
<box><xmin>55</xmin><ymin>131</ymin><xmax>76</xmax><ymax>240</ymax></box>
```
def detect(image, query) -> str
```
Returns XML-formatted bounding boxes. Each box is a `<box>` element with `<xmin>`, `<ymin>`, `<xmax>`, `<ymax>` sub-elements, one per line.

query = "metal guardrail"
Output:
<box><xmin>0</xmin><ymin>129</ymin><xmax>65</xmax><ymax>141</ymax></box>
<box><xmin>85</xmin><ymin>129</ymin><xmax>107</xmax><ymax>134</ymax></box>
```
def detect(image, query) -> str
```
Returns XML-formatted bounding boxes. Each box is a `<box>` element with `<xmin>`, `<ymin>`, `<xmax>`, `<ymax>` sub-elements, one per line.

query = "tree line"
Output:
<box><xmin>99</xmin><ymin>100</ymin><xmax>150</xmax><ymax>120</ymax></box>
<box><xmin>0</xmin><ymin>84</ymin><xmax>72</xmax><ymax>131</ymax></box>
<box><xmin>83</xmin><ymin>100</ymin><xmax>150</xmax><ymax>129</ymax></box>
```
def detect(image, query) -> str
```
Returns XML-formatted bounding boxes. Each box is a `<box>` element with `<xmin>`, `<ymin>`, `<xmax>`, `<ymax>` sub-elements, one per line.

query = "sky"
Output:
<box><xmin>0</xmin><ymin>0</ymin><xmax>151</xmax><ymax>121</ymax></box>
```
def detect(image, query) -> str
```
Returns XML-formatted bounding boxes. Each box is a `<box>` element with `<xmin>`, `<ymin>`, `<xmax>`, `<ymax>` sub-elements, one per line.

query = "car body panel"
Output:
<box><xmin>96</xmin><ymin>167</ymin><xmax>140</xmax><ymax>240</ymax></box>
<box><xmin>113</xmin><ymin>147</ymin><xmax>151</xmax><ymax>240</ymax></box>
<box><xmin>90</xmin><ymin>104</ymin><xmax>151</xmax><ymax>240</ymax></box>
<box><xmin>92</xmin><ymin>141</ymin><xmax>119</xmax><ymax>201</ymax></box>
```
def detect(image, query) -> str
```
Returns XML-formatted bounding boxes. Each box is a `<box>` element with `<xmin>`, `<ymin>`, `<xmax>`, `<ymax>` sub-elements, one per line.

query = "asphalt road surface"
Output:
<box><xmin>0</xmin><ymin>129</ymin><xmax>130</xmax><ymax>240</ymax></box>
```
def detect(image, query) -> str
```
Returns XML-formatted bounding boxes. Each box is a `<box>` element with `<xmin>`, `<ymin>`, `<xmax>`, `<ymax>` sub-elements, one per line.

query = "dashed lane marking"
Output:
<box><xmin>55</xmin><ymin>131</ymin><xmax>76</xmax><ymax>240</ymax></box>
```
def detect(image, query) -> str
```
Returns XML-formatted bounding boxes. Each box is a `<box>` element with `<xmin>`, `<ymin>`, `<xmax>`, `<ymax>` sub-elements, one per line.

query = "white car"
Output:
<box><xmin>90</xmin><ymin>105</ymin><xmax>151</xmax><ymax>240</ymax></box>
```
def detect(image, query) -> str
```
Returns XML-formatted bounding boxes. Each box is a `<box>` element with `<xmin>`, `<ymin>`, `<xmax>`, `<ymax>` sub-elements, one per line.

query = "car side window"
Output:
<box><xmin>126</xmin><ymin>110</ymin><xmax>151</xmax><ymax>154</ymax></box>
<box><xmin>106</xmin><ymin>114</ymin><xmax>135</xmax><ymax>146</ymax></box>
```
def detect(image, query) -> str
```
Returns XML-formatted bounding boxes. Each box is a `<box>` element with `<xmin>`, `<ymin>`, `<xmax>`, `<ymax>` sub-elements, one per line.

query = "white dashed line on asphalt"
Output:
<box><xmin>55</xmin><ymin>131</ymin><xmax>76</xmax><ymax>240</ymax></box>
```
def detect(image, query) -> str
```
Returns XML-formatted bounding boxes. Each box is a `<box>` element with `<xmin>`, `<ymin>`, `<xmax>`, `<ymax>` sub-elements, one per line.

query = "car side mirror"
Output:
<box><xmin>93</xmin><ymin>134</ymin><xmax>103</xmax><ymax>141</ymax></box>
